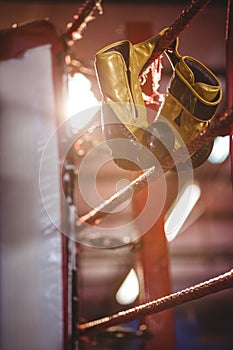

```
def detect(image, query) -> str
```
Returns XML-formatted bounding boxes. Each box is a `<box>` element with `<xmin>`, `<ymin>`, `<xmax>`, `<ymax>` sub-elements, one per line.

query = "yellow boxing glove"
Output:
<box><xmin>146</xmin><ymin>38</ymin><xmax>222</xmax><ymax>169</ymax></box>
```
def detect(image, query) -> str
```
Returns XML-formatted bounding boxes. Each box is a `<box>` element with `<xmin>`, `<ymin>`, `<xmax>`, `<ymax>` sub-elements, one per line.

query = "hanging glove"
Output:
<box><xmin>142</xmin><ymin>38</ymin><xmax>222</xmax><ymax>169</ymax></box>
<box><xmin>95</xmin><ymin>28</ymin><xmax>168</xmax><ymax>170</ymax></box>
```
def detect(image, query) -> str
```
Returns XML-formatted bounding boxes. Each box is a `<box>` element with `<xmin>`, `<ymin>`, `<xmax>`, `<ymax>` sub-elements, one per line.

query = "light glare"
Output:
<box><xmin>165</xmin><ymin>183</ymin><xmax>201</xmax><ymax>242</ymax></box>
<box><xmin>67</xmin><ymin>73</ymin><xmax>100</xmax><ymax>130</ymax></box>
<box><xmin>115</xmin><ymin>268</ymin><xmax>139</xmax><ymax>305</ymax></box>
<box><xmin>208</xmin><ymin>136</ymin><xmax>230</xmax><ymax>164</ymax></box>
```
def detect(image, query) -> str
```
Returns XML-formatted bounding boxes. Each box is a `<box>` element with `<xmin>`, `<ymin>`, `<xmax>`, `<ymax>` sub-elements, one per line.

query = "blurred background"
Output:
<box><xmin>0</xmin><ymin>0</ymin><xmax>232</xmax><ymax>349</ymax></box>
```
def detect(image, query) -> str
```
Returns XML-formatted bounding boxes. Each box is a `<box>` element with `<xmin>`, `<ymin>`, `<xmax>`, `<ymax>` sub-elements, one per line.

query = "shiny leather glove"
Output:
<box><xmin>95</xmin><ymin>29</ymin><xmax>169</xmax><ymax>170</ymax></box>
<box><xmin>146</xmin><ymin>38</ymin><xmax>222</xmax><ymax>169</ymax></box>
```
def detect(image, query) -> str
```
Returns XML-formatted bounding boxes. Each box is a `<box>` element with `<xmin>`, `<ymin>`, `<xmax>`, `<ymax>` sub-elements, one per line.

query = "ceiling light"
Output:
<box><xmin>115</xmin><ymin>268</ymin><xmax>139</xmax><ymax>305</ymax></box>
<box><xmin>165</xmin><ymin>183</ymin><xmax>201</xmax><ymax>242</ymax></box>
<box><xmin>208</xmin><ymin>136</ymin><xmax>230</xmax><ymax>164</ymax></box>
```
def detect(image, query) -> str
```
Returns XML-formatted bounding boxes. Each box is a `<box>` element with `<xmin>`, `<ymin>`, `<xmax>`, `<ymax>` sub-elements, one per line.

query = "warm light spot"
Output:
<box><xmin>115</xmin><ymin>269</ymin><xmax>139</xmax><ymax>305</ymax></box>
<box><xmin>66</xmin><ymin>22</ymin><xmax>73</xmax><ymax>29</ymax></box>
<box><xmin>165</xmin><ymin>183</ymin><xmax>201</xmax><ymax>242</ymax></box>
<box><xmin>67</xmin><ymin>40</ymin><xmax>74</xmax><ymax>47</ymax></box>
<box><xmin>65</xmin><ymin>55</ymin><xmax>71</xmax><ymax>65</ymax></box>
<box><xmin>72</xmin><ymin>31</ymin><xmax>82</xmax><ymax>41</ymax></box>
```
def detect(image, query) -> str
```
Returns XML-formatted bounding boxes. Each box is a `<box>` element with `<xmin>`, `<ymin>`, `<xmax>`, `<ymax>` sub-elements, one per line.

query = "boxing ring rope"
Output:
<box><xmin>61</xmin><ymin>0</ymin><xmax>102</xmax><ymax>45</ymax></box>
<box><xmin>141</xmin><ymin>0</ymin><xmax>213</xmax><ymax>74</ymax></box>
<box><xmin>78</xmin><ymin>269</ymin><xmax>233</xmax><ymax>334</ymax></box>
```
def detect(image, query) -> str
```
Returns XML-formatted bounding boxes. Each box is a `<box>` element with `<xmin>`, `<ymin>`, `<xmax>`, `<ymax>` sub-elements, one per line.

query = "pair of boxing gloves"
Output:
<box><xmin>95</xmin><ymin>28</ymin><xmax>222</xmax><ymax>171</ymax></box>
